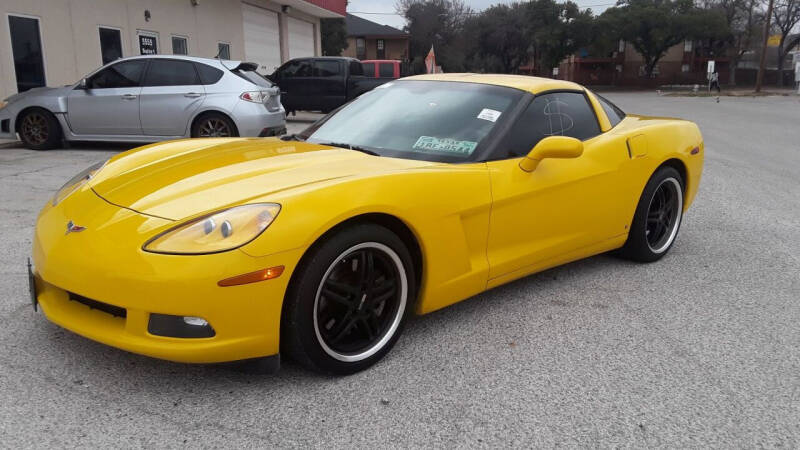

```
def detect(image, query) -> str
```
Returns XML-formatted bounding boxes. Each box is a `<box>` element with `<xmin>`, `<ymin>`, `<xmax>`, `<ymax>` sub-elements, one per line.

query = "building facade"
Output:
<box><xmin>1</xmin><ymin>0</ymin><xmax>345</xmax><ymax>98</ymax></box>
<box><xmin>341</xmin><ymin>13</ymin><xmax>408</xmax><ymax>61</ymax></box>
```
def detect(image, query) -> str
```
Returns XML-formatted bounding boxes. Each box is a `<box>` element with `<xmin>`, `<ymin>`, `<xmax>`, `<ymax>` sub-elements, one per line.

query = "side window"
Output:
<box><xmin>350</xmin><ymin>61</ymin><xmax>365</xmax><ymax>76</ymax></box>
<box><xmin>314</xmin><ymin>60</ymin><xmax>342</xmax><ymax>77</ymax></box>
<box><xmin>361</xmin><ymin>62</ymin><xmax>375</xmax><ymax>77</ymax></box>
<box><xmin>505</xmin><ymin>92</ymin><xmax>601</xmax><ymax>158</ymax></box>
<box><xmin>143</xmin><ymin>59</ymin><xmax>200</xmax><ymax>86</ymax></box>
<box><xmin>281</xmin><ymin>60</ymin><xmax>312</xmax><ymax>78</ymax></box>
<box><xmin>195</xmin><ymin>63</ymin><xmax>224</xmax><ymax>85</ymax></box>
<box><xmin>595</xmin><ymin>94</ymin><xmax>626</xmax><ymax>127</ymax></box>
<box><xmin>89</xmin><ymin>60</ymin><xmax>147</xmax><ymax>89</ymax></box>
<box><xmin>379</xmin><ymin>63</ymin><xmax>394</xmax><ymax>78</ymax></box>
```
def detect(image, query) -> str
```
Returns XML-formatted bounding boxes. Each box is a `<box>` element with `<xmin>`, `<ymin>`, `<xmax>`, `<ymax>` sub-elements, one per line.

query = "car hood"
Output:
<box><xmin>89</xmin><ymin>138</ymin><xmax>434</xmax><ymax>220</ymax></box>
<box><xmin>3</xmin><ymin>86</ymin><xmax>72</xmax><ymax>104</ymax></box>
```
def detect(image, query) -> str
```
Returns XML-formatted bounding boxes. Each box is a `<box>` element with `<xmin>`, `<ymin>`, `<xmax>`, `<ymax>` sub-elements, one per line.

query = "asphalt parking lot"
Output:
<box><xmin>1</xmin><ymin>93</ymin><xmax>798</xmax><ymax>447</ymax></box>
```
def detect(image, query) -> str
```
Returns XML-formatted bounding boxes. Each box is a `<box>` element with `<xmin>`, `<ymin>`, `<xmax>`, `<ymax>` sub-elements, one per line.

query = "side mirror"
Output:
<box><xmin>77</xmin><ymin>78</ymin><xmax>88</xmax><ymax>90</ymax></box>
<box><xmin>519</xmin><ymin>136</ymin><xmax>584</xmax><ymax>172</ymax></box>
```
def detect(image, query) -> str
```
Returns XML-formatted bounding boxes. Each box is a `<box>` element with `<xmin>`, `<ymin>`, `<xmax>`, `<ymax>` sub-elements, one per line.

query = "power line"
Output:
<box><xmin>350</xmin><ymin>2</ymin><xmax>616</xmax><ymax>16</ymax></box>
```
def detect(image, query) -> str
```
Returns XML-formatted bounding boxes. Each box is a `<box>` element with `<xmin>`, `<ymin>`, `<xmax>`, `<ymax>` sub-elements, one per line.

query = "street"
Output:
<box><xmin>0</xmin><ymin>93</ymin><xmax>798</xmax><ymax>447</ymax></box>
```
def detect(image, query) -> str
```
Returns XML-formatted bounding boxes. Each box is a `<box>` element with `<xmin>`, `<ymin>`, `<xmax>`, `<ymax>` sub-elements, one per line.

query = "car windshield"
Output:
<box><xmin>304</xmin><ymin>80</ymin><xmax>524</xmax><ymax>163</ymax></box>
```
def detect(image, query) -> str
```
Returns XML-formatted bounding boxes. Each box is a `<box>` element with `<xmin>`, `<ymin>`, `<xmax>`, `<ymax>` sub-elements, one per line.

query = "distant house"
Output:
<box><xmin>342</xmin><ymin>13</ymin><xmax>409</xmax><ymax>61</ymax></box>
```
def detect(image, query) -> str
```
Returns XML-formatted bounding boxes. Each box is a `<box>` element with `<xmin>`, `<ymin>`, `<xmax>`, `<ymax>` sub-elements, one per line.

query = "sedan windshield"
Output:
<box><xmin>304</xmin><ymin>80</ymin><xmax>524</xmax><ymax>163</ymax></box>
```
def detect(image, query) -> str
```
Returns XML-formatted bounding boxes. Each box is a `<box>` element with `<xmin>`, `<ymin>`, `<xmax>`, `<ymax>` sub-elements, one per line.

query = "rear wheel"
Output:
<box><xmin>282</xmin><ymin>224</ymin><xmax>415</xmax><ymax>375</ymax></box>
<box><xmin>191</xmin><ymin>113</ymin><xmax>238</xmax><ymax>138</ymax></box>
<box><xmin>18</xmin><ymin>108</ymin><xmax>62</xmax><ymax>150</ymax></box>
<box><xmin>620</xmin><ymin>166</ymin><xmax>684</xmax><ymax>262</ymax></box>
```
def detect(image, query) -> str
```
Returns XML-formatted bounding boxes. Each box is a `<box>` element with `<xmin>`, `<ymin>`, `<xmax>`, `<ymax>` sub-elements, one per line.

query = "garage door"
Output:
<box><xmin>287</xmin><ymin>17</ymin><xmax>315</xmax><ymax>60</ymax></box>
<box><xmin>242</xmin><ymin>3</ymin><xmax>281</xmax><ymax>74</ymax></box>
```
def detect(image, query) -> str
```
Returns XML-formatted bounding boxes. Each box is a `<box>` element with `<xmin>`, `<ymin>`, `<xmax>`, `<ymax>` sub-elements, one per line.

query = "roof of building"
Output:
<box><xmin>405</xmin><ymin>73</ymin><xmax>585</xmax><ymax>94</ymax></box>
<box><xmin>346</xmin><ymin>13</ymin><xmax>409</xmax><ymax>38</ymax></box>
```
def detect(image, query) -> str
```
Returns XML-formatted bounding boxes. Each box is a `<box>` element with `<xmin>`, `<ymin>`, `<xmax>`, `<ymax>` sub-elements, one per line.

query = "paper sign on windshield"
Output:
<box><xmin>477</xmin><ymin>108</ymin><xmax>501</xmax><ymax>122</ymax></box>
<box><xmin>412</xmin><ymin>136</ymin><xmax>477</xmax><ymax>155</ymax></box>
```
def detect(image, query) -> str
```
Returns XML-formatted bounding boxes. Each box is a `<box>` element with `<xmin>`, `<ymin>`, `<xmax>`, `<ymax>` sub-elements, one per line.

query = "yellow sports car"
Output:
<box><xmin>29</xmin><ymin>74</ymin><xmax>703</xmax><ymax>374</ymax></box>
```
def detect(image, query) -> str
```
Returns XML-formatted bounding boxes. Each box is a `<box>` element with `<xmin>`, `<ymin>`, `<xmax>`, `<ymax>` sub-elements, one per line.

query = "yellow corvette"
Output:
<box><xmin>29</xmin><ymin>74</ymin><xmax>703</xmax><ymax>374</ymax></box>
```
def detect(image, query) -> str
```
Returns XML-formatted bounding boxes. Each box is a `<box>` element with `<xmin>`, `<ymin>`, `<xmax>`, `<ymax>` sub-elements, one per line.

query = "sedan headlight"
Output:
<box><xmin>143</xmin><ymin>203</ymin><xmax>281</xmax><ymax>255</ymax></box>
<box><xmin>52</xmin><ymin>160</ymin><xmax>108</xmax><ymax>206</ymax></box>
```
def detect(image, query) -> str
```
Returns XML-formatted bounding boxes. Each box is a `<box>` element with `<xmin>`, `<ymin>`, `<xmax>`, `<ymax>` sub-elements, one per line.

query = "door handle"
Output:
<box><xmin>184</xmin><ymin>92</ymin><xmax>203</xmax><ymax>98</ymax></box>
<box><xmin>121</xmin><ymin>94</ymin><xmax>138</xmax><ymax>100</ymax></box>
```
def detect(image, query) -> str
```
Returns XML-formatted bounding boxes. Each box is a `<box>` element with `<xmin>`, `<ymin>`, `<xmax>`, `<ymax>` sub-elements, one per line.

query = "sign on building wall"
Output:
<box><xmin>139</xmin><ymin>35</ymin><xmax>158</xmax><ymax>55</ymax></box>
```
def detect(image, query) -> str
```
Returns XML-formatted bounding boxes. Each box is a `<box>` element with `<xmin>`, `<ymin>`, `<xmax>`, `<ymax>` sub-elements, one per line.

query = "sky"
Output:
<box><xmin>347</xmin><ymin>0</ymin><xmax>616</xmax><ymax>30</ymax></box>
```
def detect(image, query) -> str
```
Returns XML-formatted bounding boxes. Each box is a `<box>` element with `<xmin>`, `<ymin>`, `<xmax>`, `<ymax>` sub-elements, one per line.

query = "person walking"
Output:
<box><xmin>709</xmin><ymin>71</ymin><xmax>721</xmax><ymax>102</ymax></box>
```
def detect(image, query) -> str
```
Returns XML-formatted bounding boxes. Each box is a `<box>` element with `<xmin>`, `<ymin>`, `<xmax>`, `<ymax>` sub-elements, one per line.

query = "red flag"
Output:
<box><xmin>425</xmin><ymin>45</ymin><xmax>436</xmax><ymax>74</ymax></box>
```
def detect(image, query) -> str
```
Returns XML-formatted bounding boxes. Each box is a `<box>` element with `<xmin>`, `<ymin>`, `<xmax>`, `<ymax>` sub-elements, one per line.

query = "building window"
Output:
<box><xmin>217</xmin><ymin>42</ymin><xmax>230</xmax><ymax>59</ymax></box>
<box><xmin>99</xmin><ymin>27</ymin><xmax>123</xmax><ymax>64</ymax></box>
<box><xmin>8</xmin><ymin>15</ymin><xmax>46</xmax><ymax>92</ymax></box>
<box><xmin>172</xmin><ymin>36</ymin><xmax>188</xmax><ymax>55</ymax></box>
<box><xmin>138</xmin><ymin>31</ymin><xmax>158</xmax><ymax>55</ymax></box>
<box><xmin>684</xmin><ymin>40</ymin><xmax>693</xmax><ymax>52</ymax></box>
<box><xmin>377</xmin><ymin>39</ymin><xmax>385</xmax><ymax>59</ymax></box>
<box><xmin>681</xmin><ymin>64</ymin><xmax>690</xmax><ymax>73</ymax></box>
<box><xmin>618</xmin><ymin>39</ymin><xmax>625</xmax><ymax>53</ymax></box>
<box><xmin>356</xmin><ymin>37</ymin><xmax>366</xmax><ymax>60</ymax></box>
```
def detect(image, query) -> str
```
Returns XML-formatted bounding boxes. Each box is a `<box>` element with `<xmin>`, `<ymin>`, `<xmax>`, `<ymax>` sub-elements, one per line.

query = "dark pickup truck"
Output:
<box><xmin>268</xmin><ymin>57</ymin><xmax>391</xmax><ymax>113</ymax></box>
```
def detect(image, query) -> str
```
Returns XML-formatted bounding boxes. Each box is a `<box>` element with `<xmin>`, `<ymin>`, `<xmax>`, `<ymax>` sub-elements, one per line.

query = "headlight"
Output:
<box><xmin>143</xmin><ymin>203</ymin><xmax>281</xmax><ymax>255</ymax></box>
<box><xmin>52</xmin><ymin>160</ymin><xmax>107</xmax><ymax>206</ymax></box>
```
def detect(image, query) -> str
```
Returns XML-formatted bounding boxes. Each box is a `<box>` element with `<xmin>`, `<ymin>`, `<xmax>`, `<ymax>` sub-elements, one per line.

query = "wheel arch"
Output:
<box><xmin>656</xmin><ymin>157</ymin><xmax>688</xmax><ymax>202</ymax></box>
<box><xmin>14</xmin><ymin>106</ymin><xmax>58</xmax><ymax>133</ymax></box>
<box><xmin>189</xmin><ymin>110</ymin><xmax>239</xmax><ymax>136</ymax></box>
<box><xmin>284</xmin><ymin>212</ymin><xmax>424</xmax><ymax>310</ymax></box>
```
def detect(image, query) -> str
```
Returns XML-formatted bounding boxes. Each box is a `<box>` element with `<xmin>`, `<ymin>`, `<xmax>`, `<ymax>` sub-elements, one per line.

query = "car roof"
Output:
<box><xmin>113</xmin><ymin>54</ymin><xmax>240</xmax><ymax>66</ymax></box>
<box><xmin>404</xmin><ymin>73</ymin><xmax>585</xmax><ymax>95</ymax></box>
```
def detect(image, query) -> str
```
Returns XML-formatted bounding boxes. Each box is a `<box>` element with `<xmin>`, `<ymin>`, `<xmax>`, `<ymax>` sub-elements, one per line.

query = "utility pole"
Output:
<box><xmin>755</xmin><ymin>0</ymin><xmax>774</xmax><ymax>93</ymax></box>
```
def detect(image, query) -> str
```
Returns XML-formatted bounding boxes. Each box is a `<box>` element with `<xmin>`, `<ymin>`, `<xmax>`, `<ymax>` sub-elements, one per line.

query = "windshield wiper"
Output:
<box><xmin>316</xmin><ymin>141</ymin><xmax>380</xmax><ymax>156</ymax></box>
<box><xmin>280</xmin><ymin>133</ymin><xmax>305</xmax><ymax>141</ymax></box>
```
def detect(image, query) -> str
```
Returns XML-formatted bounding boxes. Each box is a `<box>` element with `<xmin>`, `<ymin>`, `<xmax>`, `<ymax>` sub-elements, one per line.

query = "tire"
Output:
<box><xmin>191</xmin><ymin>113</ymin><xmax>238</xmax><ymax>138</ymax></box>
<box><xmin>281</xmin><ymin>223</ymin><xmax>416</xmax><ymax>375</ymax></box>
<box><xmin>619</xmin><ymin>166</ymin><xmax>685</xmax><ymax>262</ymax></box>
<box><xmin>18</xmin><ymin>108</ymin><xmax>62</xmax><ymax>150</ymax></box>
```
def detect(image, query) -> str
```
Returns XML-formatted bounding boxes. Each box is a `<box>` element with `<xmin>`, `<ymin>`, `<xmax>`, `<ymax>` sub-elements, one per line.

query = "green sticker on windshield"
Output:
<box><xmin>412</xmin><ymin>136</ymin><xmax>478</xmax><ymax>156</ymax></box>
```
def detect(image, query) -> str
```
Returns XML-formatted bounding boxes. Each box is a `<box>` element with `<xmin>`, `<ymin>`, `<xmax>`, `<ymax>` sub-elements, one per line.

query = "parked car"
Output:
<box><xmin>268</xmin><ymin>57</ymin><xmax>391</xmax><ymax>114</ymax></box>
<box><xmin>29</xmin><ymin>74</ymin><xmax>703</xmax><ymax>374</ymax></box>
<box><xmin>0</xmin><ymin>55</ymin><xmax>286</xmax><ymax>150</ymax></box>
<box><xmin>361</xmin><ymin>60</ymin><xmax>402</xmax><ymax>79</ymax></box>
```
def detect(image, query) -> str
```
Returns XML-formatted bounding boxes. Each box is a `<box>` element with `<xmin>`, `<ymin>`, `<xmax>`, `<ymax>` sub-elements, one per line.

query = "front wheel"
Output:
<box><xmin>18</xmin><ymin>108</ymin><xmax>62</xmax><ymax>150</ymax></box>
<box><xmin>281</xmin><ymin>224</ymin><xmax>416</xmax><ymax>375</ymax></box>
<box><xmin>620</xmin><ymin>166</ymin><xmax>685</xmax><ymax>262</ymax></box>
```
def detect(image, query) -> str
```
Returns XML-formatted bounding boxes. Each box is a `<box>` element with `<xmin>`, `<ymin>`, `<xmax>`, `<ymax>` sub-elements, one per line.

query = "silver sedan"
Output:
<box><xmin>0</xmin><ymin>55</ymin><xmax>286</xmax><ymax>150</ymax></box>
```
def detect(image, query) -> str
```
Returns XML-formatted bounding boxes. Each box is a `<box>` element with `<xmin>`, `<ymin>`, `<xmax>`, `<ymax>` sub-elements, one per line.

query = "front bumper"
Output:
<box><xmin>31</xmin><ymin>187</ymin><xmax>304</xmax><ymax>364</ymax></box>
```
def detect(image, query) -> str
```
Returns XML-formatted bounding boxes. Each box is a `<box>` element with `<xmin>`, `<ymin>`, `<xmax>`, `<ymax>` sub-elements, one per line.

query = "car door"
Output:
<box><xmin>138</xmin><ymin>59</ymin><xmax>205</xmax><ymax>136</ymax></box>
<box><xmin>66</xmin><ymin>59</ymin><xmax>146</xmax><ymax>135</ymax></box>
<box><xmin>312</xmin><ymin>59</ymin><xmax>345</xmax><ymax>111</ymax></box>
<box><xmin>275</xmin><ymin>59</ymin><xmax>313</xmax><ymax>111</ymax></box>
<box><xmin>485</xmin><ymin>91</ymin><xmax>633</xmax><ymax>280</ymax></box>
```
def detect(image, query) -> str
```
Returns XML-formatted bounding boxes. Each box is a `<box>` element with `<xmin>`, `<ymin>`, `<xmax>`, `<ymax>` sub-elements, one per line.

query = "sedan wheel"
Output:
<box><xmin>18</xmin><ymin>109</ymin><xmax>62</xmax><ymax>150</ymax></box>
<box><xmin>191</xmin><ymin>113</ymin><xmax>238</xmax><ymax>138</ymax></box>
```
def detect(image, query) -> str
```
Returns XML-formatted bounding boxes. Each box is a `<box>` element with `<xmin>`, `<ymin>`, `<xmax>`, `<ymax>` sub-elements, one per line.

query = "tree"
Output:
<box><xmin>321</xmin><ymin>18</ymin><xmax>348</xmax><ymax>56</ymax></box>
<box><xmin>463</xmin><ymin>4</ymin><xmax>530</xmax><ymax>73</ymax></box>
<box><xmin>700</xmin><ymin>0</ymin><xmax>765</xmax><ymax>85</ymax></box>
<box><xmin>396</xmin><ymin>0</ymin><xmax>473</xmax><ymax>72</ymax></box>
<box><xmin>601</xmin><ymin>0</ymin><xmax>728</xmax><ymax>78</ymax></box>
<box><xmin>524</xmin><ymin>0</ymin><xmax>597</xmax><ymax>76</ymax></box>
<box><xmin>771</xmin><ymin>0</ymin><xmax>800</xmax><ymax>86</ymax></box>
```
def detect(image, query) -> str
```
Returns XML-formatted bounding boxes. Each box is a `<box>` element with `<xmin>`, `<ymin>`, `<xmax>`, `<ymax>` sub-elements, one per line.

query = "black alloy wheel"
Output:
<box><xmin>620</xmin><ymin>166</ymin><xmax>685</xmax><ymax>262</ymax></box>
<box><xmin>281</xmin><ymin>223</ymin><xmax>416</xmax><ymax>375</ymax></box>
<box><xmin>191</xmin><ymin>113</ymin><xmax>238</xmax><ymax>138</ymax></box>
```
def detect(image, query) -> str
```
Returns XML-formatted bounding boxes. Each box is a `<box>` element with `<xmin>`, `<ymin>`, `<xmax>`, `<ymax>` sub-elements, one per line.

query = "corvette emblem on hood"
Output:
<box><xmin>65</xmin><ymin>221</ymin><xmax>86</xmax><ymax>235</ymax></box>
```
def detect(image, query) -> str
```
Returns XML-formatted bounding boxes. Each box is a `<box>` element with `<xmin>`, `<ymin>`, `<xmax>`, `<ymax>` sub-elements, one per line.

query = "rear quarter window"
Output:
<box><xmin>595</xmin><ymin>93</ymin><xmax>626</xmax><ymax>127</ymax></box>
<box><xmin>379</xmin><ymin>63</ymin><xmax>394</xmax><ymax>78</ymax></box>
<box><xmin>362</xmin><ymin>63</ymin><xmax>375</xmax><ymax>77</ymax></box>
<box><xmin>195</xmin><ymin>63</ymin><xmax>224</xmax><ymax>85</ymax></box>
